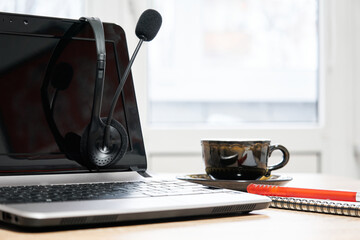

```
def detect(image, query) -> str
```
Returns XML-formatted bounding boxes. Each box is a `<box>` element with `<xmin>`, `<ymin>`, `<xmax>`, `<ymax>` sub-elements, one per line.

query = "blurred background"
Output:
<box><xmin>1</xmin><ymin>0</ymin><xmax>360</xmax><ymax>178</ymax></box>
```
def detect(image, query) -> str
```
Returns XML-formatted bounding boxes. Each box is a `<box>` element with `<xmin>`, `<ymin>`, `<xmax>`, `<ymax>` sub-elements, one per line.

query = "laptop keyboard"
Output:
<box><xmin>0</xmin><ymin>180</ymin><xmax>231</xmax><ymax>204</ymax></box>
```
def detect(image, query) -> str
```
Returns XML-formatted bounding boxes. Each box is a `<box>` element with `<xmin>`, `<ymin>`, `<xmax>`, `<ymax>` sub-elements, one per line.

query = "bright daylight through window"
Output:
<box><xmin>0</xmin><ymin>0</ymin><xmax>84</xmax><ymax>18</ymax></box>
<box><xmin>148</xmin><ymin>0</ymin><xmax>318</xmax><ymax>126</ymax></box>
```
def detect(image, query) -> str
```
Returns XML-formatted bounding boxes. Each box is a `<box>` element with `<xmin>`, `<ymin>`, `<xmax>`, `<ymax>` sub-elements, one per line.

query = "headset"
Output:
<box><xmin>41</xmin><ymin>10</ymin><xmax>162</xmax><ymax>170</ymax></box>
<box><xmin>41</xmin><ymin>17</ymin><xmax>128</xmax><ymax>170</ymax></box>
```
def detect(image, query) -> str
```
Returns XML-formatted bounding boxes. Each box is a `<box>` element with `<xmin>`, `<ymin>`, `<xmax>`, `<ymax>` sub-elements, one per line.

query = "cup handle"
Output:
<box><xmin>267</xmin><ymin>144</ymin><xmax>290</xmax><ymax>171</ymax></box>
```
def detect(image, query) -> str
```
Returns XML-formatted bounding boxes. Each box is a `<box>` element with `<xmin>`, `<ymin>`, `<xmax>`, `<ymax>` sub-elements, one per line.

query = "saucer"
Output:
<box><xmin>177</xmin><ymin>174</ymin><xmax>292</xmax><ymax>192</ymax></box>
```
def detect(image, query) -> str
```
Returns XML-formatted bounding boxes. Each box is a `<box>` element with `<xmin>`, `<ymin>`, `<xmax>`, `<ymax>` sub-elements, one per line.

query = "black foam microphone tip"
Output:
<box><xmin>135</xmin><ymin>9</ymin><xmax>162</xmax><ymax>41</ymax></box>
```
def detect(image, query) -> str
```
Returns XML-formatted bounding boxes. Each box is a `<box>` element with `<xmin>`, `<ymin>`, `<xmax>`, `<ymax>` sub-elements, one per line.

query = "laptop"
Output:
<box><xmin>0</xmin><ymin>11</ymin><xmax>271</xmax><ymax>228</ymax></box>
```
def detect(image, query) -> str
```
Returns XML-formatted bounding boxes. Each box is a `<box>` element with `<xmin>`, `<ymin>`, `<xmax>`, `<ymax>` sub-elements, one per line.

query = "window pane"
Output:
<box><xmin>0</xmin><ymin>0</ymin><xmax>84</xmax><ymax>18</ymax></box>
<box><xmin>149</xmin><ymin>0</ymin><xmax>318</xmax><ymax>125</ymax></box>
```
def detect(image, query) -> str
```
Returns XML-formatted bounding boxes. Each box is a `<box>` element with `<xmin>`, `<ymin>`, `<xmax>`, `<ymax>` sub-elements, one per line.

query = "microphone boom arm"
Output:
<box><xmin>103</xmin><ymin>39</ymin><xmax>144</xmax><ymax>148</ymax></box>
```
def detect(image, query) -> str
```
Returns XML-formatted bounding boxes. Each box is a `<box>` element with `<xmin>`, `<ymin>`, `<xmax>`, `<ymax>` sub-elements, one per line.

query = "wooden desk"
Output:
<box><xmin>1</xmin><ymin>173</ymin><xmax>360</xmax><ymax>240</ymax></box>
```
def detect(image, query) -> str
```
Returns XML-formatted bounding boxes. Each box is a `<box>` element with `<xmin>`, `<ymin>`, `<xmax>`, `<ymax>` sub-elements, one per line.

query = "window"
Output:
<box><xmin>149</xmin><ymin>0</ymin><xmax>318</xmax><ymax>126</ymax></box>
<box><xmin>0</xmin><ymin>0</ymin><xmax>84</xmax><ymax>18</ymax></box>
<box><xmin>2</xmin><ymin>0</ymin><xmax>359</xmax><ymax>177</ymax></box>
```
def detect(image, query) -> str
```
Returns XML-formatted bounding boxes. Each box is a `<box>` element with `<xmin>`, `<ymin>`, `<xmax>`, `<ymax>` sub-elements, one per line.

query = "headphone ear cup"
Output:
<box><xmin>79</xmin><ymin>126</ymin><xmax>90</xmax><ymax>165</ymax></box>
<box><xmin>65</xmin><ymin>132</ymin><xmax>81</xmax><ymax>153</ymax></box>
<box><xmin>80</xmin><ymin>118</ymin><xmax>128</xmax><ymax>168</ymax></box>
<box><xmin>64</xmin><ymin>132</ymin><xmax>85</xmax><ymax>165</ymax></box>
<box><xmin>106</xmin><ymin>119</ymin><xmax>128</xmax><ymax>162</ymax></box>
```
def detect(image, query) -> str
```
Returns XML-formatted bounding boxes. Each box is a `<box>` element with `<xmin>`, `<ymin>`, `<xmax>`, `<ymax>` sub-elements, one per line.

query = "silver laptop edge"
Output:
<box><xmin>0</xmin><ymin>172</ymin><xmax>271</xmax><ymax>227</ymax></box>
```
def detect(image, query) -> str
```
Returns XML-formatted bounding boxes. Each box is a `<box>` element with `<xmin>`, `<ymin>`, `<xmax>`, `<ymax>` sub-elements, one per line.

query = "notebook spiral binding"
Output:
<box><xmin>269</xmin><ymin>197</ymin><xmax>360</xmax><ymax>217</ymax></box>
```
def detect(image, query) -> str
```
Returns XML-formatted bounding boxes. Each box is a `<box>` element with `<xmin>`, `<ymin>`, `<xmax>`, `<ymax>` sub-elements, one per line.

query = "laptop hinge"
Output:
<box><xmin>137</xmin><ymin>171</ymin><xmax>152</xmax><ymax>178</ymax></box>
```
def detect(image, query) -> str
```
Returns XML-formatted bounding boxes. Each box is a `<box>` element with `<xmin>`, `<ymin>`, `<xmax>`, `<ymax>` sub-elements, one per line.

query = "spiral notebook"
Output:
<box><xmin>269</xmin><ymin>196</ymin><xmax>360</xmax><ymax>217</ymax></box>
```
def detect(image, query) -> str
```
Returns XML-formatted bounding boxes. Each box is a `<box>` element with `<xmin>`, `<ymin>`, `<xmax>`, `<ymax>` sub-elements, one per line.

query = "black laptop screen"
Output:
<box><xmin>0</xmin><ymin>12</ymin><xmax>146</xmax><ymax>174</ymax></box>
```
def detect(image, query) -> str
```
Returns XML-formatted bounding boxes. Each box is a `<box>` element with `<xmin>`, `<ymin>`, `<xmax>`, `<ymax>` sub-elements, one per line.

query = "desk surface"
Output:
<box><xmin>1</xmin><ymin>173</ymin><xmax>360</xmax><ymax>240</ymax></box>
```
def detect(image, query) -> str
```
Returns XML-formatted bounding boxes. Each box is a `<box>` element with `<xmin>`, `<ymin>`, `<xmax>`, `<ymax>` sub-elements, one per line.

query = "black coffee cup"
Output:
<box><xmin>201</xmin><ymin>139</ymin><xmax>290</xmax><ymax>180</ymax></box>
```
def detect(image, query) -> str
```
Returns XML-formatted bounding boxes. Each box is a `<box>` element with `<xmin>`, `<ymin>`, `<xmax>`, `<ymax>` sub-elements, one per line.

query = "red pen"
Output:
<box><xmin>247</xmin><ymin>184</ymin><xmax>360</xmax><ymax>202</ymax></box>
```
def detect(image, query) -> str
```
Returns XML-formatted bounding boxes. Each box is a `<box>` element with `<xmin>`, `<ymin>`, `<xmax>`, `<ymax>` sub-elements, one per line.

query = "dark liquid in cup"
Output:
<box><xmin>206</xmin><ymin>166</ymin><xmax>266</xmax><ymax>180</ymax></box>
